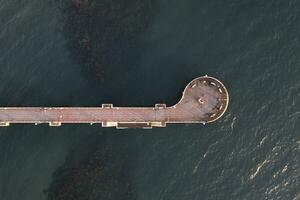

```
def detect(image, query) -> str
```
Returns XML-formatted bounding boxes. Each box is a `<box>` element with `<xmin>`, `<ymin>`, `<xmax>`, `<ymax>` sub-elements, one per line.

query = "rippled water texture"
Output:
<box><xmin>0</xmin><ymin>0</ymin><xmax>299</xmax><ymax>199</ymax></box>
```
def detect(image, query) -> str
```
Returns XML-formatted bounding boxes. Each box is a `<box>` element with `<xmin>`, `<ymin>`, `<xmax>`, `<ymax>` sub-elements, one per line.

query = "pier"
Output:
<box><xmin>0</xmin><ymin>76</ymin><xmax>229</xmax><ymax>129</ymax></box>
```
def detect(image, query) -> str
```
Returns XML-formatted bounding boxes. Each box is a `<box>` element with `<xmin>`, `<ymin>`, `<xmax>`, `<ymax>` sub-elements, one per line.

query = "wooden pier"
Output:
<box><xmin>0</xmin><ymin>76</ymin><xmax>229</xmax><ymax>129</ymax></box>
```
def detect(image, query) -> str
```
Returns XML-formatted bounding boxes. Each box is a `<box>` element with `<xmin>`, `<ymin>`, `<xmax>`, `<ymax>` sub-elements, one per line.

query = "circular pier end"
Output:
<box><xmin>176</xmin><ymin>75</ymin><xmax>229</xmax><ymax>123</ymax></box>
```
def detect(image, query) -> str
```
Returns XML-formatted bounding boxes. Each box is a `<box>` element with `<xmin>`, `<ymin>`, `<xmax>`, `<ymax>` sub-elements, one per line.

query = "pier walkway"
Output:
<box><xmin>0</xmin><ymin>76</ymin><xmax>229</xmax><ymax>129</ymax></box>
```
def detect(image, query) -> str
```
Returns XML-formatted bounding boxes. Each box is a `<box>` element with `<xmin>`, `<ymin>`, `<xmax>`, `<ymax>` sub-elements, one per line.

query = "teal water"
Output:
<box><xmin>0</xmin><ymin>0</ymin><xmax>299</xmax><ymax>199</ymax></box>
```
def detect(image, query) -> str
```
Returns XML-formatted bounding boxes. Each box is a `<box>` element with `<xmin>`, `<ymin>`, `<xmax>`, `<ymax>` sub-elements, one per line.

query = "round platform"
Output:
<box><xmin>175</xmin><ymin>75</ymin><xmax>229</xmax><ymax>123</ymax></box>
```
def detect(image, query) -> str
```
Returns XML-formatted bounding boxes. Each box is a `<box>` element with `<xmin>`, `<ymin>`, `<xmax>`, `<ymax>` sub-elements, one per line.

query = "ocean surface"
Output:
<box><xmin>0</xmin><ymin>0</ymin><xmax>299</xmax><ymax>199</ymax></box>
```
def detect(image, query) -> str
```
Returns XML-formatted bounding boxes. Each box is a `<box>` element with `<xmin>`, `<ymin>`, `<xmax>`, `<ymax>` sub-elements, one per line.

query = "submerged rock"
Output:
<box><xmin>54</xmin><ymin>0</ymin><xmax>156</xmax><ymax>81</ymax></box>
<box><xmin>46</xmin><ymin>133</ymin><xmax>135</xmax><ymax>200</ymax></box>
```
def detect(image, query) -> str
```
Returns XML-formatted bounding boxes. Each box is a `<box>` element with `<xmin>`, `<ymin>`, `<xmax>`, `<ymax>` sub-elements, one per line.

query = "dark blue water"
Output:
<box><xmin>0</xmin><ymin>0</ymin><xmax>299</xmax><ymax>199</ymax></box>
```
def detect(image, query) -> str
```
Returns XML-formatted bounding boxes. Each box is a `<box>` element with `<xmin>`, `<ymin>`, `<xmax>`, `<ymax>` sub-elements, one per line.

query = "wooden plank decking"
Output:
<box><xmin>0</xmin><ymin>76</ymin><xmax>229</xmax><ymax>129</ymax></box>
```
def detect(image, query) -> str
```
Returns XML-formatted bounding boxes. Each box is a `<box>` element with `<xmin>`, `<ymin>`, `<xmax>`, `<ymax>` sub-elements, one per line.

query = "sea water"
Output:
<box><xmin>0</xmin><ymin>0</ymin><xmax>299</xmax><ymax>199</ymax></box>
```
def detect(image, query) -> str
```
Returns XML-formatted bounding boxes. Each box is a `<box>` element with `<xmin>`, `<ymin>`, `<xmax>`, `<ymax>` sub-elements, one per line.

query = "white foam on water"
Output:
<box><xmin>250</xmin><ymin>159</ymin><xmax>270</xmax><ymax>180</ymax></box>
